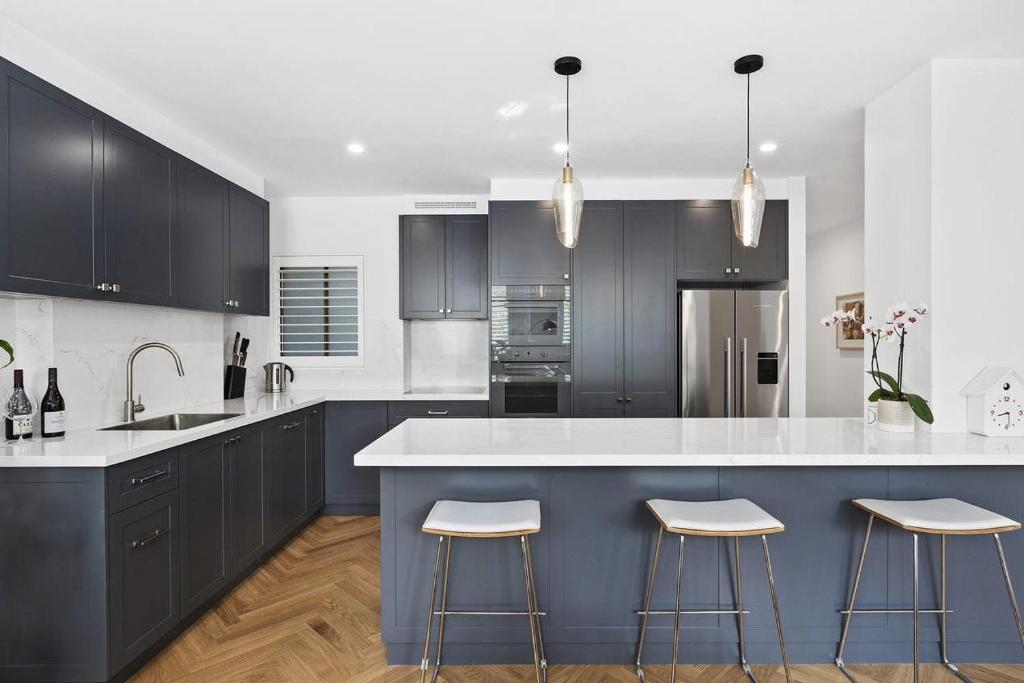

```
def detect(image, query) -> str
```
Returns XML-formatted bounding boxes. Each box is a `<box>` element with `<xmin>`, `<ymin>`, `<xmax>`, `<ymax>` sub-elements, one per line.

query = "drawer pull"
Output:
<box><xmin>131</xmin><ymin>528</ymin><xmax>167</xmax><ymax>550</ymax></box>
<box><xmin>426</xmin><ymin>410</ymin><xmax>449</xmax><ymax>416</ymax></box>
<box><xmin>281</xmin><ymin>421</ymin><xmax>302</xmax><ymax>431</ymax></box>
<box><xmin>130</xmin><ymin>469</ymin><xmax>169</xmax><ymax>487</ymax></box>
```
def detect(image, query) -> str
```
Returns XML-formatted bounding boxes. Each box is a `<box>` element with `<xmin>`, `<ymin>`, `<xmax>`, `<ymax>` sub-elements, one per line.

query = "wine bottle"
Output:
<box><xmin>5</xmin><ymin>369</ymin><xmax>34</xmax><ymax>440</ymax></box>
<box><xmin>40</xmin><ymin>367</ymin><xmax>66</xmax><ymax>438</ymax></box>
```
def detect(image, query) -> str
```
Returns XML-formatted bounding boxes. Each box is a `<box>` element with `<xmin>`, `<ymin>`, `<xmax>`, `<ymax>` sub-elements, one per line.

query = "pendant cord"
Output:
<box><xmin>565</xmin><ymin>75</ymin><xmax>571</xmax><ymax>167</ymax></box>
<box><xmin>745</xmin><ymin>73</ymin><xmax>750</xmax><ymax>164</ymax></box>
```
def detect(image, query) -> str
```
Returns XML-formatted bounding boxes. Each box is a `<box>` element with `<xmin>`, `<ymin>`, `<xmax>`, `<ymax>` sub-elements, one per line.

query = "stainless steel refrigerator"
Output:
<box><xmin>678</xmin><ymin>289</ymin><xmax>788</xmax><ymax>417</ymax></box>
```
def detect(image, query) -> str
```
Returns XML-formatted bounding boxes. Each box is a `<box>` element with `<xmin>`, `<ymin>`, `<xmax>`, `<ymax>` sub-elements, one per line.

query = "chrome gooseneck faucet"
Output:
<box><xmin>124</xmin><ymin>342</ymin><xmax>185</xmax><ymax>422</ymax></box>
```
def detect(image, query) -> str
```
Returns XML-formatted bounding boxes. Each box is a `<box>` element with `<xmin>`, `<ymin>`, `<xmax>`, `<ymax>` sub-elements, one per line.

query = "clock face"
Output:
<box><xmin>989</xmin><ymin>390</ymin><xmax>1024</xmax><ymax>432</ymax></box>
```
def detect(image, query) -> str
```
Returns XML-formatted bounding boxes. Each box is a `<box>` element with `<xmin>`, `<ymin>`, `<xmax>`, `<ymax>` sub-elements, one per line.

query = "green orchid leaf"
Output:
<box><xmin>0</xmin><ymin>339</ymin><xmax>12</xmax><ymax>369</ymax></box>
<box><xmin>868</xmin><ymin>387</ymin><xmax>895</xmax><ymax>402</ymax></box>
<box><xmin>904</xmin><ymin>393</ymin><xmax>934</xmax><ymax>424</ymax></box>
<box><xmin>866</xmin><ymin>370</ymin><xmax>900</xmax><ymax>395</ymax></box>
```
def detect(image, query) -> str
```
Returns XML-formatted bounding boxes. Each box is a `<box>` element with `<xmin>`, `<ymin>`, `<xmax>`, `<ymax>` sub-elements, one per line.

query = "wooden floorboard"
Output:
<box><xmin>131</xmin><ymin>515</ymin><xmax>1024</xmax><ymax>682</ymax></box>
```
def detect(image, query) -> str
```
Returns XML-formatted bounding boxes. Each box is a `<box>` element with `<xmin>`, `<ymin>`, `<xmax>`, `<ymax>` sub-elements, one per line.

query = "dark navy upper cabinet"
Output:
<box><xmin>400</xmin><ymin>214</ymin><xmax>487</xmax><ymax>319</ymax></box>
<box><xmin>228</xmin><ymin>185</ymin><xmax>269</xmax><ymax>316</ymax></box>
<box><xmin>489</xmin><ymin>201</ymin><xmax>571</xmax><ymax>285</ymax></box>
<box><xmin>177</xmin><ymin>157</ymin><xmax>229</xmax><ymax>312</ymax></box>
<box><xmin>103</xmin><ymin>118</ymin><xmax>177</xmax><ymax>306</ymax></box>
<box><xmin>0</xmin><ymin>57</ymin><xmax>105</xmax><ymax>299</ymax></box>
<box><xmin>676</xmin><ymin>199</ymin><xmax>788</xmax><ymax>283</ymax></box>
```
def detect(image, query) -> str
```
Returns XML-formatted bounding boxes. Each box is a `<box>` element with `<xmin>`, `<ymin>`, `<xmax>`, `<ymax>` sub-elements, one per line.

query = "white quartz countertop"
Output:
<box><xmin>354</xmin><ymin>417</ymin><xmax>1024</xmax><ymax>467</ymax></box>
<box><xmin>0</xmin><ymin>387</ymin><xmax>488</xmax><ymax>468</ymax></box>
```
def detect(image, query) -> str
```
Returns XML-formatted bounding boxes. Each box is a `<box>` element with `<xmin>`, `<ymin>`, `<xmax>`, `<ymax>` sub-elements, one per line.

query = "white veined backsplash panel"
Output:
<box><xmin>407</xmin><ymin>320</ymin><xmax>489</xmax><ymax>390</ymax></box>
<box><xmin>49</xmin><ymin>299</ymin><xmax>224</xmax><ymax>429</ymax></box>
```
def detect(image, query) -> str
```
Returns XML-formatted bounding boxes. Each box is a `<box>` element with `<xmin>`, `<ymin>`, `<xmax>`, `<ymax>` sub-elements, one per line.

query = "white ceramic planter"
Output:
<box><xmin>877</xmin><ymin>398</ymin><xmax>915</xmax><ymax>433</ymax></box>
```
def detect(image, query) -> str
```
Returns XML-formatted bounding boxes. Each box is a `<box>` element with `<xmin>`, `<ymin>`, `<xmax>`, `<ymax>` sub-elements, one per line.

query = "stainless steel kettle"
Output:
<box><xmin>263</xmin><ymin>362</ymin><xmax>295</xmax><ymax>393</ymax></box>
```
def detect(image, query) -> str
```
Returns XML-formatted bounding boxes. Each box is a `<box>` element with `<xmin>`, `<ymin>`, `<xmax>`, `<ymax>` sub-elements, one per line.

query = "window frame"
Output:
<box><xmin>270</xmin><ymin>254</ymin><xmax>365</xmax><ymax>368</ymax></box>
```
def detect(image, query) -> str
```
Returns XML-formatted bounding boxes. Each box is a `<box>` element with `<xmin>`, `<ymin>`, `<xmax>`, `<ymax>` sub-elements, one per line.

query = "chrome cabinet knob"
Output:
<box><xmin>438</xmin><ymin>309</ymin><xmax>444</xmax><ymax>314</ymax></box>
<box><xmin>96</xmin><ymin>283</ymin><xmax>110</xmax><ymax>292</ymax></box>
<box><xmin>446</xmin><ymin>308</ymin><xmax>452</xmax><ymax>314</ymax></box>
<box><xmin>724</xmin><ymin>267</ymin><xmax>733</xmax><ymax>275</ymax></box>
<box><xmin>111</xmin><ymin>283</ymin><xmax>121</xmax><ymax>293</ymax></box>
<box><xmin>733</xmin><ymin>268</ymin><xmax>741</xmax><ymax>275</ymax></box>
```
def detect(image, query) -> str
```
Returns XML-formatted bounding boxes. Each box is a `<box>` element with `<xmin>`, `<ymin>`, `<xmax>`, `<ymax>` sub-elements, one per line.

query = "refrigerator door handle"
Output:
<box><xmin>725</xmin><ymin>337</ymin><xmax>733</xmax><ymax>417</ymax></box>
<box><xmin>740</xmin><ymin>337</ymin><xmax>748</xmax><ymax>418</ymax></box>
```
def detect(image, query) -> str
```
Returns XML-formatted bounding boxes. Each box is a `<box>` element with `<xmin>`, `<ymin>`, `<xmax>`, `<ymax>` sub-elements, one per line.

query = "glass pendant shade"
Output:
<box><xmin>730</xmin><ymin>163</ymin><xmax>766</xmax><ymax>248</ymax></box>
<box><xmin>553</xmin><ymin>164</ymin><xmax>584</xmax><ymax>248</ymax></box>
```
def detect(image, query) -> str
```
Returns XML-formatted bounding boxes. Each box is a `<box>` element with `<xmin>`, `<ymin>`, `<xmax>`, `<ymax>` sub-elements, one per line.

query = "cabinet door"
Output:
<box><xmin>305</xmin><ymin>406</ymin><xmax>324</xmax><ymax>511</ymax></box>
<box><xmin>0</xmin><ymin>58</ymin><xmax>104</xmax><ymax>299</ymax></box>
<box><xmin>400</xmin><ymin>215</ymin><xmax>446</xmax><ymax>319</ymax></box>
<box><xmin>324</xmin><ymin>402</ymin><xmax>388</xmax><ymax>514</ymax></box>
<box><xmin>228</xmin><ymin>185</ymin><xmax>269</xmax><ymax>315</ymax></box>
<box><xmin>229</xmin><ymin>425</ymin><xmax>264</xmax><ymax>573</ymax></box>
<box><xmin>103</xmin><ymin>118</ymin><xmax>177</xmax><ymax>306</ymax></box>
<box><xmin>624</xmin><ymin>201</ymin><xmax>677</xmax><ymax>417</ymax></box>
<box><xmin>445</xmin><ymin>215</ymin><xmax>488</xmax><ymax>319</ymax></box>
<box><xmin>489</xmin><ymin>201</ymin><xmax>571</xmax><ymax>285</ymax></box>
<box><xmin>675</xmin><ymin>200</ymin><xmax>733</xmax><ymax>281</ymax></box>
<box><xmin>264</xmin><ymin>414</ymin><xmax>307</xmax><ymax>545</ymax></box>
<box><xmin>108</xmin><ymin>491</ymin><xmax>179</xmax><ymax>673</ymax></box>
<box><xmin>733</xmin><ymin>199</ymin><xmax>788</xmax><ymax>282</ymax></box>
<box><xmin>179</xmin><ymin>437</ymin><xmax>229</xmax><ymax>616</ymax></box>
<box><xmin>571</xmin><ymin>202</ymin><xmax>624</xmax><ymax>417</ymax></box>
<box><xmin>177</xmin><ymin>157</ymin><xmax>228</xmax><ymax>311</ymax></box>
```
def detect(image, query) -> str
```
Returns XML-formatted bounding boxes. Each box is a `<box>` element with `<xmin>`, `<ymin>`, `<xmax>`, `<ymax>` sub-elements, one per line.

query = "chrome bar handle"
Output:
<box><xmin>426</xmin><ymin>410</ymin><xmax>449</xmax><ymax>416</ymax></box>
<box><xmin>130</xmin><ymin>469</ymin><xmax>168</xmax><ymax>487</ymax></box>
<box><xmin>740</xmin><ymin>337</ymin><xmax>748</xmax><ymax>418</ymax></box>
<box><xmin>725</xmin><ymin>337</ymin><xmax>733</xmax><ymax>417</ymax></box>
<box><xmin>131</xmin><ymin>528</ymin><xmax>167</xmax><ymax>549</ymax></box>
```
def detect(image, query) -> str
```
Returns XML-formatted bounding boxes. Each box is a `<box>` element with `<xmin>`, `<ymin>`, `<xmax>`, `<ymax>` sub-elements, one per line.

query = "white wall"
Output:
<box><xmin>0</xmin><ymin>15</ymin><xmax>266</xmax><ymax>429</ymax></box>
<box><xmin>865</xmin><ymin>59</ymin><xmax>1024</xmax><ymax>431</ymax></box>
<box><xmin>490</xmin><ymin>176</ymin><xmax>808</xmax><ymax>417</ymax></box>
<box><xmin>806</xmin><ymin>222</ymin><xmax>865</xmax><ymax>417</ymax></box>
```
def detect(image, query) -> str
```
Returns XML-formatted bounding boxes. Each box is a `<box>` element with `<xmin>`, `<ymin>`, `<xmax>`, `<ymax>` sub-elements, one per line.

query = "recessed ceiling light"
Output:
<box><xmin>497</xmin><ymin>101</ymin><xmax>528</xmax><ymax>118</ymax></box>
<box><xmin>759</xmin><ymin>141</ymin><xmax>778</xmax><ymax>153</ymax></box>
<box><xmin>347</xmin><ymin>142</ymin><xmax>365</xmax><ymax>155</ymax></box>
<box><xmin>553</xmin><ymin>142</ymin><xmax>569</xmax><ymax>154</ymax></box>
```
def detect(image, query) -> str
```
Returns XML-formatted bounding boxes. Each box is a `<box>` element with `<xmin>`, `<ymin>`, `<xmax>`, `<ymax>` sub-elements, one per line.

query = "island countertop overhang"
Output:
<box><xmin>354</xmin><ymin>417</ymin><xmax>1024</xmax><ymax>467</ymax></box>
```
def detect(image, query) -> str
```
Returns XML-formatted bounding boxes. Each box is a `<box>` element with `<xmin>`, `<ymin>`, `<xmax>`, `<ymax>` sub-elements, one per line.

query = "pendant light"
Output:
<box><xmin>552</xmin><ymin>56</ymin><xmax>583</xmax><ymax>249</ymax></box>
<box><xmin>731</xmin><ymin>54</ymin><xmax>766</xmax><ymax>248</ymax></box>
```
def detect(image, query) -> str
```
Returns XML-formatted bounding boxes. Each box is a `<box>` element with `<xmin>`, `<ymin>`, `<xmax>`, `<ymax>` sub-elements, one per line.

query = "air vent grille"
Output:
<box><xmin>413</xmin><ymin>201</ymin><xmax>478</xmax><ymax>210</ymax></box>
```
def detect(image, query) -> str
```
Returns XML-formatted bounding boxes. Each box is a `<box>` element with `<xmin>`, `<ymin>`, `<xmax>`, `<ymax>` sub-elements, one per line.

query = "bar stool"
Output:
<box><xmin>837</xmin><ymin>498</ymin><xmax>1024</xmax><ymax>683</ymax></box>
<box><xmin>634</xmin><ymin>498</ymin><xmax>792</xmax><ymax>683</ymax></box>
<box><xmin>418</xmin><ymin>499</ymin><xmax>546</xmax><ymax>683</ymax></box>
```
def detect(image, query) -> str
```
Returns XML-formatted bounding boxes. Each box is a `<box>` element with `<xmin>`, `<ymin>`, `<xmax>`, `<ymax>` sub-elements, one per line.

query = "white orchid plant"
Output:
<box><xmin>821</xmin><ymin>302</ymin><xmax>933</xmax><ymax>425</ymax></box>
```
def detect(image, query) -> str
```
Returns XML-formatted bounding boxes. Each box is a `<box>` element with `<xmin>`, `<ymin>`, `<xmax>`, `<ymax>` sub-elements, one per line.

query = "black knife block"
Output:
<box><xmin>224</xmin><ymin>365</ymin><xmax>247</xmax><ymax>399</ymax></box>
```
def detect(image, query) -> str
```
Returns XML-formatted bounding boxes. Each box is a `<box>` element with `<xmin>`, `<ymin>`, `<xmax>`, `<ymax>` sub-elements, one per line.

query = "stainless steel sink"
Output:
<box><xmin>101</xmin><ymin>413</ymin><xmax>242</xmax><ymax>431</ymax></box>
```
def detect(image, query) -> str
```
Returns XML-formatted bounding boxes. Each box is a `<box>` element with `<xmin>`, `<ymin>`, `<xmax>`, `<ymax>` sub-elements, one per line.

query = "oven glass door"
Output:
<box><xmin>491</xmin><ymin>364</ymin><xmax>571</xmax><ymax>416</ymax></box>
<box><xmin>492</xmin><ymin>300</ymin><xmax>570</xmax><ymax>347</ymax></box>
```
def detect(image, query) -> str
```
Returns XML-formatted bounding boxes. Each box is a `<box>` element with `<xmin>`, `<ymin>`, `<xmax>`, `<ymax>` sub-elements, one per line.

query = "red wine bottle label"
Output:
<box><xmin>43</xmin><ymin>411</ymin><xmax>66</xmax><ymax>434</ymax></box>
<box><xmin>8</xmin><ymin>415</ymin><xmax>32</xmax><ymax>436</ymax></box>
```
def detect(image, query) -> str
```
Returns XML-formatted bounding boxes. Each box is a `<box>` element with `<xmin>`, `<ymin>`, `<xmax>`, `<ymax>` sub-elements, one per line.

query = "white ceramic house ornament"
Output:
<box><xmin>961</xmin><ymin>366</ymin><xmax>1024</xmax><ymax>436</ymax></box>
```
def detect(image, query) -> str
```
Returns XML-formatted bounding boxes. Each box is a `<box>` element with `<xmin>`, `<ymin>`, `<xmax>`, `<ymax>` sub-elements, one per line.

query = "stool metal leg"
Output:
<box><xmin>836</xmin><ymin>514</ymin><xmax>875</xmax><ymax>682</ymax></box>
<box><xmin>520</xmin><ymin>535</ymin><xmax>543</xmax><ymax>682</ymax></box>
<box><xmin>913</xmin><ymin>533</ymin><xmax>920</xmax><ymax>683</ymax></box>
<box><xmin>420</xmin><ymin>536</ymin><xmax>445</xmax><ymax>683</ymax></box>
<box><xmin>523</xmin><ymin>535</ymin><xmax>548</xmax><ymax>682</ymax></box>
<box><xmin>940</xmin><ymin>535</ymin><xmax>972</xmax><ymax>682</ymax></box>
<box><xmin>761</xmin><ymin>535</ymin><xmax>792</xmax><ymax>683</ymax></box>
<box><xmin>427</xmin><ymin>536</ymin><xmax>453</xmax><ymax>683</ymax></box>
<box><xmin>995</xmin><ymin>533</ymin><xmax>1024</xmax><ymax>649</ymax></box>
<box><xmin>634</xmin><ymin>526</ymin><xmax>664</xmax><ymax>682</ymax></box>
<box><xmin>734</xmin><ymin>537</ymin><xmax>757</xmax><ymax>682</ymax></box>
<box><xmin>671</xmin><ymin>535</ymin><xmax>686</xmax><ymax>683</ymax></box>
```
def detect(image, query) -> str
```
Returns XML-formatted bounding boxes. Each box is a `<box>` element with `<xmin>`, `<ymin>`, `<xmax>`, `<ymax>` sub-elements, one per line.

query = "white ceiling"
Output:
<box><xmin>1</xmin><ymin>0</ymin><xmax>1023</xmax><ymax>233</ymax></box>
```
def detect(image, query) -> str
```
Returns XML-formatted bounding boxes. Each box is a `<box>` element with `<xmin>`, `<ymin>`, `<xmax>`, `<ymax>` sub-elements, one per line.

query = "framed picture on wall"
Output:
<box><xmin>835</xmin><ymin>292</ymin><xmax>865</xmax><ymax>350</ymax></box>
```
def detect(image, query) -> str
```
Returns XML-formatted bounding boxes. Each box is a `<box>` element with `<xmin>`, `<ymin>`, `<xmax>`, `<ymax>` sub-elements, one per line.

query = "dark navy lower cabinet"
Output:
<box><xmin>230</xmin><ymin>424</ymin><xmax>265</xmax><ymax>573</ymax></box>
<box><xmin>108</xmin><ymin>490</ymin><xmax>180</xmax><ymax>674</ymax></box>
<box><xmin>179</xmin><ymin>436</ymin><xmax>230</xmax><ymax>618</ymax></box>
<box><xmin>324</xmin><ymin>401</ymin><xmax>389</xmax><ymax>515</ymax></box>
<box><xmin>305</xmin><ymin>405</ymin><xmax>325</xmax><ymax>511</ymax></box>
<box><xmin>264</xmin><ymin>412</ymin><xmax>309</xmax><ymax>544</ymax></box>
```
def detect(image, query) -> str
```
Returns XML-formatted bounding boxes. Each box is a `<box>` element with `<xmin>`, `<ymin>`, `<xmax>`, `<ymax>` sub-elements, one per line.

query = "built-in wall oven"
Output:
<box><xmin>490</xmin><ymin>285</ymin><xmax>572</xmax><ymax>417</ymax></box>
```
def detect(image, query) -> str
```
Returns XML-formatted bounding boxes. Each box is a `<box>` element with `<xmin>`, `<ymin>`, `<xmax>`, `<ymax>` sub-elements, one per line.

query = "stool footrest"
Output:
<box><xmin>635</xmin><ymin>608</ymin><xmax>751</xmax><ymax>616</ymax></box>
<box><xmin>433</xmin><ymin>610</ymin><xmax>547</xmax><ymax>617</ymax></box>
<box><xmin>839</xmin><ymin>608</ymin><xmax>954</xmax><ymax>615</ymax></box>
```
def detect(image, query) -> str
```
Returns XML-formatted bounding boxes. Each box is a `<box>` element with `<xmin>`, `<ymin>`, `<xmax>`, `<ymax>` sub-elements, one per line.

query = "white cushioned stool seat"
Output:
<box><xmin>645</xmin><ymin>498</ymin><xmax>784</xmax><ymax>536</ymax></box>
<box><xmin>853</xmin><ymin>498</ymin><xmax>1020</xmax><ymax>534</ymax></box>
<box><xmin>422</xmin><ymin>499</ymin><xmax>541</xmax><ymax>537</ymax></box>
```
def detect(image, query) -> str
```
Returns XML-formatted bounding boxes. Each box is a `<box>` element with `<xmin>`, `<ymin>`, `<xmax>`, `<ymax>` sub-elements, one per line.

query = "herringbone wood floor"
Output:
<box><xmin>131</xmin><ymin>516</ymin><xmax>1024</xmax><ymax>682</ymax></box>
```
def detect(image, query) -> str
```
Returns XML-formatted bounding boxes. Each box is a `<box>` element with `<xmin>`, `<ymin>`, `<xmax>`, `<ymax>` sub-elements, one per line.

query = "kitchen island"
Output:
<box><xmin>355</xmin><ymin>417</ymin><xmax>1024</xmax><ymax>666</ymax></box>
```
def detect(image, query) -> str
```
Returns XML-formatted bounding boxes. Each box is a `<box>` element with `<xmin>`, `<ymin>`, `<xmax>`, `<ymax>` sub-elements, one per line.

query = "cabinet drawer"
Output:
<box><xmin>387</xmin><ymin>401</ymin><xmax>489</xmax><ymax>427</ymax></box>
<box><xmin>107</xmin><ymin>449</ymin><xmax>178</xmax><ymax>514</ymax></box>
